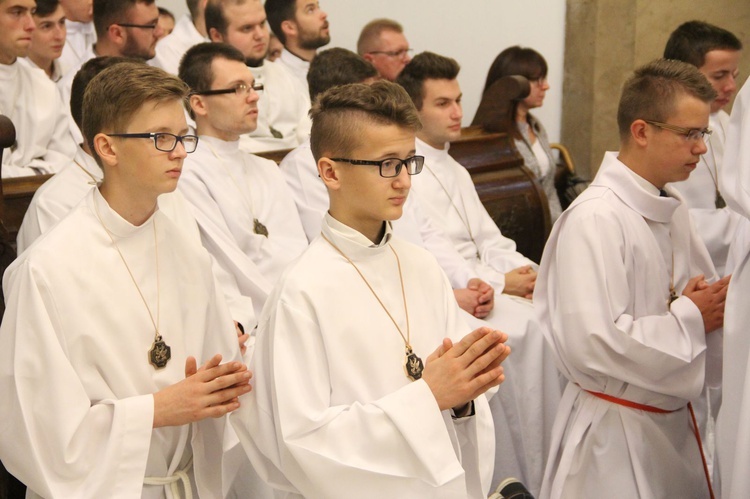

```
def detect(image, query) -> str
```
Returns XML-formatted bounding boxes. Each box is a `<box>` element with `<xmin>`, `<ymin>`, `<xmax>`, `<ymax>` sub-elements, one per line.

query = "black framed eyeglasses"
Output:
<box><xmin>191</xmin><ymin>83</ymin><xmax>264</xmax><ymax>97</ymax></box>
<box><xmin>107</xmin><ymin>132</ymin><xmax>199</xmax><ymax>153</ymax></box>
<box><xmin>644</xmin><ymin>120</ymin><xmax>712</xmax><ymax>142</ymax></box>
<box><xmin>112</xmin><ymin>22</ymin><xmax>159</xmax><ymax>30</ymax></box>
<box><xmin>367</xmin><ymin>48</ymin><xmax>413</xmax><ymax>59</ymax></box>
<box><xmin>330</xmin><ymin>155</ymin><xmax>424</xmax><ymax>178</ymax></box>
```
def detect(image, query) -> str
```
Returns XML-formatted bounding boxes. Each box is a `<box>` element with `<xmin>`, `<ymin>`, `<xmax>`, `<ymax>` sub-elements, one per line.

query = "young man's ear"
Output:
<box><xmin>93</xmin><ymin>133</ymin><xmax>118</xmax><ymax>168</ymax></box>
<box><xmin>280</xmin><ymin>19</ymin><xmax>297</xmax><ymax>41</ymax></box>
<box><xmin>630</xmin><ymin>119</ymin><xmax>650</xmax><ymax>147</ymax></box>
<box><xmin>318</xmin><ymin>157</ymin><xmax>340</xmax><ymax>190</ymax></box>
<box><xmin>208</xmin><ymin>27</ymin><xmax>223</xmax><ymax>43</ymax></box>
<box><xmin>189</xmin><ymin>94</ymin><xmax>208</xmax><ymax>118</ymax></box>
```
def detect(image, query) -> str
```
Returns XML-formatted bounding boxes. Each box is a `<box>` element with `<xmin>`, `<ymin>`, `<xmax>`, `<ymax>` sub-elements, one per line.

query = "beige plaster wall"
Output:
<box><xmin>562</xmin><ymin>0</ymin><xmax>750</xmax><ymax>178</ymax></box>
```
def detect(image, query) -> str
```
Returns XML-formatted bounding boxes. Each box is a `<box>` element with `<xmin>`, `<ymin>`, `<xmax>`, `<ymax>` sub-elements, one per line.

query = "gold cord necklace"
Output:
<box><xmin>74</xmin><ymin>159</ymin><xmax>100</xmax><ymax>185</ymax></box>
<box><xmin>702</xmin><ymin>123</ymin><xmax>726</xmax><ymax>209</ymax></box>
<box><xmin>94</xmin><ymin>196</ymin><xmax>171</xmax><ymax>369</ymax></box>
<box><xmin>321</xmin><ymin>234</ymin><xmax>424</xmax><ymax>381</ymax></box>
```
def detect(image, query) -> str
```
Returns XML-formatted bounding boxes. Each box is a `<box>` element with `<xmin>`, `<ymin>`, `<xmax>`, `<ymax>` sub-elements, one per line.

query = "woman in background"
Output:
<box><xmin>482</xmin><ymin>46</ymin><xmax>563</xmax><ymax>222</ymax></box>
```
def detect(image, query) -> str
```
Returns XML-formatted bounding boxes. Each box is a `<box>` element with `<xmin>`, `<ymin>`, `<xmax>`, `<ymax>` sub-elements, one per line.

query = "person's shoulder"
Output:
<box><xmin>279</xmin><ymin>141</ymin><xmax>312</xmax><ymax>167</ymax></box>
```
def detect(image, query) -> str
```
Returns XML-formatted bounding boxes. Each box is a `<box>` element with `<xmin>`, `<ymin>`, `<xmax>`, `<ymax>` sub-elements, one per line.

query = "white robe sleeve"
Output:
<box><xmin>0</xmin><ymin>259</ymin><xmax>154</xmax><ymax>498</ymax></box>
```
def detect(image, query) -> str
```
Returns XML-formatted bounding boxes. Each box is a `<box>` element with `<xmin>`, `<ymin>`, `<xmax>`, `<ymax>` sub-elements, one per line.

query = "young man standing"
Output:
<box><xmin>178</xmin><ymin>42</ymin><xmax>308</xmax><ymax>320</ymax></box>
<box><xmin>398</xmin><ymin>51</ymin><xmax>562</xmax><ymax>495</ymax></box>
<box><xmin>205</xmin><ymin>0</ymin><xmax>308</xmax><ymax>152</ymax></box>
<box><xmin>0</xmin><ymin>63</ymin><xmax>251</xmax><ymax>497</ymax></box>
<box><xmin>537</xmin><ymin>59</ymin><xmax>728</xmax><ymax>499</ymax></box>
<box><xmin>0</xmin><ymin>0</ymin><xmax>75</xmax><ymax>177</ymax></box>
<box><xmin>265</xmin><ymin>0</ymin><xmax>329</xmax><ymax>97</ymax></box>
<box><xmin>665</xmin><ymin>20</ymin><xmax>743</xmax><ymax>277</ymax></box>
<box><xmin>232</xmin><ymin>80</ymin><xmax>509</xmax><ymax>498</ymax></box>
<box><xmin>357</xmin><ymin>18</ymin><xmax>411</xmax><ymax>81</ymax></box>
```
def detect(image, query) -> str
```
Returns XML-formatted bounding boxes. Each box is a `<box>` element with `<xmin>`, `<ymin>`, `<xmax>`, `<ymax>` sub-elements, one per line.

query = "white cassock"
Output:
<box><xmin>150</xmin><ymin>14</ymin><xmax>207</xmax><ymax>76</ymax></box>
<box><xmin>24</xmin><ymin>57</ymin><xmax>63</xmax><ymax>82</ymax></box>
<box><xmin>16</xmin><ymin>145</ymin><xmax>257</xmax><ymax>329</ymax></box>
<box><xmin>280</xmin><ymin>139</ymin><xmax>561</xmax><ymax>495</ymax></box>
<box><xmin>276</xmin><ymin>48</ymin><xmax>312</xmax><ymax>137</ymax></box>
<box><xmin>58</xmin><ymin>20</ymin><xmax>96</xmax><ymax>77</ymax></box>
<box><xmin>0</xmin><ymin>58</ymin><xmax>75</xmax><ymax>177</ymax></box>
<box><xmin>673</xmin><ymin>111</ymin><xmax>740</xmax><ymax>276</ymax></box>
<box><xmin>716</xmin><ymin>79</ymin><xmax>750</xmax><ymax>499</ymax></box>
<box><xmin>0</xmin><ymin>188</ymin><xmax>242</xmax><ymax>498</ymax></box>
<box><xmin>179</xmin><ymin>135</ymin><xmax>308</xmax><ymax>318</ymax></box>
<box><xmin>57</xmin><ymin>45</ymin><xmax>97</xmax><ymax>146</ymax></box>
<box><xmin>231</xmin><ymin>214</ymin><xmax>495</xmax><ymax>498</ymax></box>
<box><xmin>537</xmin><ymin>152</ymin><xmax>719</xmax><ymax>499</ymax></box>
<box><xmin>240</xmin><ymin>60</ymin><xmax>309</xmax><ymax>153</ymax></box>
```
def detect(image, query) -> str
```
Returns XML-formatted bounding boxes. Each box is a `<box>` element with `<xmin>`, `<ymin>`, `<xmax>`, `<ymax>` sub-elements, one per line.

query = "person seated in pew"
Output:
<box><xmin>0</xmin><ymin>61</ymin><xmax>251</xmax><ymax>498</ymax></box>
<box><xmin>26</xmin><ymin>0</ymin><xmax>66</xmax><ymax>81</ymax></box>
<box><xmin>357</xmin><ymin>18</ymin><xmax>412</xmax><ymax>82</ymax></box>
<box><xmin>156</xmin><ymin>6</ymin><xmax>174</xmax><ymax>39</ymax></box>
<box><xmin>178</xmin><ymin>42</ymin><xmax>308</xmax><ymax>320</ymax></box>
<box><xmin>150</xmin><ymin>0</ymin><xmax>208</xmax><ymax>75</ymax></box>
<box><xmin>205</xmin><ymin>0</ymin><xmax>308</xmax><ymax>152</ymax></box>
<box><xmin>265</xmin><ymin>32</ymin><xmax>282</xmax><ymax>61</ymax></box>
<box><xmin>537</xmin><ymin>58</ymin><xmax>727</xmax><ymax>499</ymax></box>
<box><xmin>57</xmin><ymin>0</ymin><xmax>94</xmax><ymax>76</ymax></box>
<box><xmin>230</xmin><ymin>79</ymin><xmax>509</xmax><ymax>498</ymax></box>
<box><xmin>480</xmin><ymin>46</ymin><xmax>563</xmax><ymax>222</ymax></box>
<box><xmin>280</xmin><ymin>46</ymin><xmax>562</xmax><ymax>496</ymax></box>
<box><xmin>0</xmin><ymin>0</ymin><xmax>75</xmax><ymax>177</ymax></box>
<box><xmin>17</xmin><ymin>55</ymin><xmax>257</xmax><ymax>354</ymax></box>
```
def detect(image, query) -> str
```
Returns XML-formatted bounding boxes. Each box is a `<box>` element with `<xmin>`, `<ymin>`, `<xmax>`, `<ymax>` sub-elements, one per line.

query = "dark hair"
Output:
<box><xmin>33</xmin><ymin>0</ymin><xmax>60</xmax><ymax>18</ymax></box>
<box><xmin>664</xmin><ymin>21</ymin><xmax>742</xmax><ymax>68</ymax></box>
<box><xmin>308</xmin><ymin>48</ymin><xmax>378</xmax><ymax>102</ymax></box>
<box><xmin>310</xmin><ymin>80</ymin><xmax>421</xmax><ymax>162</ymax></box>
<box><xmin>480</xmin><ymin>46</ymin><xmax>548</xmax><ymax>139</ymax></box>
<box><xmin>205</xmin><ymin>0</ymin><xmax>246</xmax><ymax>38</ymax></box>
<box><xmin>617</xmin><ymin>58</ymin><xmax>717</xmax><ymax>140</ymax></box>
<box><xmin>157</xmin><ymin>6</ymin><xmax>174</xmax><ymax>21</ymax></box>
<box><xmin>264</xmin><ymin>0</ymin><xmax>295</xmax><ymax>45</ymax></box>
<box><xmin>178</xmin><ymin>42</ymin><xmax>245</xmax><ymax>118</ymax></box>
<box><xmin>71</xmin><ymin>56</ymin><xmax>140</xmax><ymax>130</ymax></box>
<box><xmin>93</xmin><ymin>0</ymin><xmax>156</xmax><ymax>39</ymax></box>
<box><xmin>395</xmin><ymin>51</ymin><xmax>460</xmax><ymax>110</ymax></box>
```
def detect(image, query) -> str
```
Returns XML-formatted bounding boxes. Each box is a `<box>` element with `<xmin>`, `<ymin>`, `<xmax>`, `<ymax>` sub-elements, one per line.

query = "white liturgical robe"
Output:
<box><xmin>179</xmin><ymin>136</ymin><xmax>308</xmax><ymax>318</ymax></box>
<box><xmin>673</xmin><ymin>111</ymin><xmax>739</xmax><ymax>276</ymax></box>
<box><xmin>231</xmin><ymin>214</ymin><xmax>495</xmax><ymax>498</ymax></box>
<box><xmin>151</xmin><ymin>14</ymin><xmax>207</xmax><ymax>76</ymax></box>
<box><xmin>537</xmin><ymin>152</ymin><xmax>719</xmax><ymax>499</ymax></box>
<box><xmin>239</xmin><ymin>60</ymin><xmax>309</xmax><ymax>153</ymax></box>
<box><xmin>717</xmin><ymin>79</ymin><xmax>750</xmax><ymax>499</ymax></box>
<box><xmin>0</xmin><ymin>58</ymin><xmax>75</xmax><ymax>177</ymax></box>
<box><xmin>58</xmin><ymin>20</ymin><xmax>96</xmax><ymax>77</ymax></box>
<box><xmin>0</xmin><ymin>188</ymin><xmax>242</xmax><ymax>498</ymax></box>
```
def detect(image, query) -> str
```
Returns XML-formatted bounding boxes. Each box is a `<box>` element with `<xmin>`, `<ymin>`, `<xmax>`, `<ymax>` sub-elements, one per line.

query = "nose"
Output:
<box><xmin>170</xmin><ymin>140</ymin><xmax>188</xmax><ymax>160</ymax></box>
<box><xmin>693</xmin><ymin>136</ymin><xmax>708</xmax><ymax>155</ymax></box>
<box><xmin>55</xmin><ymin>24</ymin><xmax>66</xmax><ymax>40</ymax></box>
<box><xmin>393</xmin><ymin>164</ymin><xmax>412</xmax><ymax>189</ymax></box>
<box><xmin>452</xmin><ymin>101</ymin><xmax>463</xmax><ymax>121</ymax></box>
<box><xmin>153</xmin><ymin>23</ymin><xmax>164</xmax><ymax>39</ymax></box>
<box><xmin>725</xmin><ymin>74</ymin><xmax>737</xmax><ymax>97</ymax></box>
<box><xmin>23</xmin><ymin>11</ymin><xmax>35</xmax><ymax>32</ymax></box>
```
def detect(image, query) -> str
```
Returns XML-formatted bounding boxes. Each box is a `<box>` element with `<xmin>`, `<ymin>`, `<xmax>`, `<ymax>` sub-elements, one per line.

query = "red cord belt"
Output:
<box><xmin>583</xmin><ymin>388</ymin><xmax>715</xmax><ymax>499</ymax></box>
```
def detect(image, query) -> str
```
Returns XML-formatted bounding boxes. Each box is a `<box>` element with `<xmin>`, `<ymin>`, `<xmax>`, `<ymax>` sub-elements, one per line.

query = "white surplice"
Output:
<box><xmin>150</xmin><ymin>14</ymin><xmax>207</xmax><ymax>76</ymax></box>
<box><xmin>0</xmin><ymin>188</ymin><xmax>242</xmax><ymax>498</ymax></box>
<box><xmin>716</xmin><ymin>79</ymin><xmax>750</xmax><ymax>499</ymax></box>
<box><xmin>231</xmin><ymin>214</ymin><xmax>495</xmax><ymax>498</ymax></box>
<box><xmin>279</xmin><ymin>139</ymin><xmax>561</xmax><ymax>495</ymax></box>
<box><xmin>673</xmin><ymin>111</ymin><xmax>740</xmax><ymax>276</ymax></box>
<box><xmin>0</xmin><ymin>58</ymin><xmax>75</xmax><ymax>177</ymax></box>
<box><xmin>58</xmin><ymin>20</ymin><xmax>96</xmax><ymax>77</ymax></box>
<box><xmin>179</xmin><ymin>135</ymin><xmax>307</xmax><ymax>318</ymax></box>
<box><xmin>537</xmin><ymin>151</ymin><xmax>719</xmax><ymax>499</ymax></box>
<box><xmin>239</xmin><ymin>60</ymin><xmax>309</xmax><ymax>153</ymax></box>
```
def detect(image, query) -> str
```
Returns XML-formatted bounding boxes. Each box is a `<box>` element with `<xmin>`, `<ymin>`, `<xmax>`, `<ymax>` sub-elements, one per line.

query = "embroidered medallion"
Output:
<box><xmin>149</xmin><ymin>335</ymin><xmax>171</xmax><ymax>369</ymax></box>
<box><xmin>404</xmin><ymin>347</ymin><xmax>424</xmax><ymax>381</ymax></box>
<box><xmin>253</xmin><ymin>218</ymin><xmax>269</xmax><ymax>237</ymax></box>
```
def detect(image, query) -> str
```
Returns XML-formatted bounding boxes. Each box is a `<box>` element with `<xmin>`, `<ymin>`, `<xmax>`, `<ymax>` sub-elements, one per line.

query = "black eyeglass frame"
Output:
<box><xmin>330</xmin><ymin>155</ymin><xmax>425</xmax><ymax>178</ymax></box>
<box><xmin>643</xmin><ymin>120</ymin><xmax>712</xmax><ymax>142</ymax></box>
<box><xmin>366</xmin><ymin>48</ymin><xmax>414</xmax><ymax>59</ymax></box>
<box><xmin>107</xmin><ymin>132</ymin><xmax>199</xmax><ymax>153</ymax></box>
<box><xmin>191</xmin><ymin>83</ymin><xmax>265</xmax><ymax>97</ymax></box>
<box><xmin>111</xmin><ymin>22</ymin><xmax>159</xmax><ymax>29</ymax></box>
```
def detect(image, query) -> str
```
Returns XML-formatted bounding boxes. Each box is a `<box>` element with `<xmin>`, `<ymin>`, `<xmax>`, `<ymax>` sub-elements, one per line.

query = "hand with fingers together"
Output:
<box><xmin>682</xmin><ymin>274</ymin><xmax>731</xmax><ymax>334</ymax></box>
<box><xmin>152</xmin><ymin>353</ymin><xmax>253</xmax><ymax>428</ymax></box>
<box><xmin>422</xmin><ymin>327</ymin><xmax>510</xmax><ymax>412</ymax></box>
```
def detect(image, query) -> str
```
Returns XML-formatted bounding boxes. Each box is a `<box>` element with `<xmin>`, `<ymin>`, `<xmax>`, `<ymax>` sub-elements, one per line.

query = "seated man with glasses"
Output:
<box><xmin>57</xmin><ymin>0</ymin><xmax>163</xmax><ymax>143</ymax></box>
<box><xmin>536</xmin><ymin>59</ymin><xmax>730</xmax><ymax>499</ymax></box>
<box><xmin>178</xmin><ymin>42</ymin><xmax>308</xmax><ymax>321</ymax></box>
<box><xmin>357</xmin><ymin>18</ymin><xmax>412</xmax><ymax>81</ymax></box>
<box><xmin>0</xmin><ymin>62</ymin><xmax>251</xmax><ymax>498</ymax></box>
<box><xmin>230</xmin><ymin>79</ymin><xmax>509</xmax><ymax>498</ymax></box>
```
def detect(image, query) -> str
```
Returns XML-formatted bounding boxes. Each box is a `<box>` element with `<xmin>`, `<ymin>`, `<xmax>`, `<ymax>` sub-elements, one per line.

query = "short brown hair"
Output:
<box><xmin>179</xmin><ymin>42</ymin><xmax>245</xmax><ymax>118</ymax></box>
<box><xmin>205</xmin><ymin>0</ymin><xmax>253</xmax><ymax>38</ymax></box>
<box><xmin>396</xmin><ymin>51</ymin><xmax>460</xmax><ymax>110</ymax></box>
<box><xmin>357</xmin><ymin>18</ymin><xmax>403</xmax><ymax>55</ymax></box>
<box><xmin>310</xmin><ymin>80</ymin><xmax>421</xmax><ymax>162</ymax></box>
<box><xmin>93</xmin><ymin>0</ymin><xmax>156</xmax><ymax>39</ymax></box>
<box><xmin>308</xmin><ymin>47</ymin><xmax>378</xmax><ymax>102</ymax></box>
<box><xmin>617</xmin><ymin>58</ymin><xmax>717</xmax><ymax>141</ymax></box>
<box><xmin>83</xmin><ymin>63</ymin><xmax>189</xmax><ymax>165</ymax></box>
<box><xmin>664</xmin><ymin>21</ymin><xmax>742</xmax><ymax>68</ymax></box>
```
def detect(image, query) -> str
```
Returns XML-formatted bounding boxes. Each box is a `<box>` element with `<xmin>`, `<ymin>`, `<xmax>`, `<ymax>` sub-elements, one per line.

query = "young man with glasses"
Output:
<box><xmin>0</xmin><ymin>62</ymin><xmax>251</xmax><ymax>498</ymax></box>
<box><xmin>537</xmin><ymin>59</ymin><xmax>729</xmax><ymax>499</ymax></box>
<box><xmin>231</xmin><ymin>79</ymin><xmax>509</xmax><ymax>498</ymax></box>
<box><xmin>358</xmin><ymin>18</ymin><xmax>412</xmax><ymax>81</ymax></box>
<box><xmin>178</xmin><ymin>42</ymin><xmax>308</xmax><ymax>321</ymax></box>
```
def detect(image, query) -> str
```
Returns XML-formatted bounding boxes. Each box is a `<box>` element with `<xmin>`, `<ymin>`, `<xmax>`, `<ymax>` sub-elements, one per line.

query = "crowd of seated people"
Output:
<box><xmin>1</xmin><ymin>0</ymin><xmax>749</xmax><ymax>497</ymax></box>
